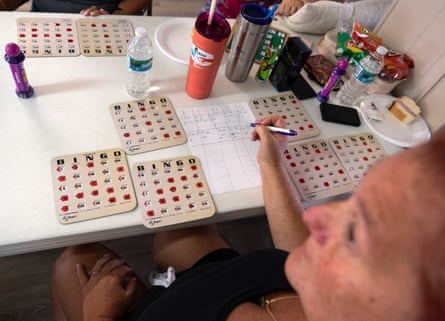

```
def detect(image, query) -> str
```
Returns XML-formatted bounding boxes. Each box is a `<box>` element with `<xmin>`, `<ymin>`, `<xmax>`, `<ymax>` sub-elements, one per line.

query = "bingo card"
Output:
<box><xmin>76</xmin><ymin>18</ymin><xmax>134</xmax><ymax>56</ymax></box>
<box><xmin>283</xmin><ymin>139</ymin><xmax>355</xmax><ymax>202</ymax></box>
<box><xmin>16</xmin><ymin>18</ymin><xmax>80</xmax><ymax>57</ymax></box>
<box><xmin>109</xmin><ymin>96</ymin><xmax>187</xmax><ymax>154</ymax></box>
<box><xmin>329</xmin><ymin>132</ymin><xmax>387</xmax><ymax>186</ymax></box>
<box><xmin>132</xmin><ymin>156</ymin><xmax>215</xmax><ymax>228</ymax></box>
<box><xmin>249</xmin><ymin>92</ymin><xmax>320</xmax><ymax>142</ymax></box>
<box><xmin>51</xmin><ymin>148</ymin><xmax>137</xmax><ymax>224</ymax></box>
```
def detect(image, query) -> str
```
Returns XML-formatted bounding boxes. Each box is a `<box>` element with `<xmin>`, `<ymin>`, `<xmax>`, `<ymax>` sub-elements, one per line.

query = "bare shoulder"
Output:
<box><xmin>226</xmin><ymin>290</ymin><xmax>307</xmax><ymax>321</ymax></box>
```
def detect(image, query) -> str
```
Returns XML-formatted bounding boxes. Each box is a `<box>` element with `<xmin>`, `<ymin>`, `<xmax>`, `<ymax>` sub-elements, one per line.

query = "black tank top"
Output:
<box><xmin>31</xmin><ymin>0</ymin><xmax>120</xmax><ymax>14</ymax></box>
<box><xmin>125</xmin><ymin>248</ymin><xmax>293</xmax><ymax>321</ymax></box>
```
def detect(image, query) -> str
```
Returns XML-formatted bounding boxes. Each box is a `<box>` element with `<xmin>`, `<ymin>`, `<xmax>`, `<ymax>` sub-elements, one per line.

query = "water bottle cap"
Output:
<box><xmin>135</xmin><ymin>27</ymin><xmax>148</xmax><ymax>38</ymax></box>
<box><xmin>376</xmin><ymin>46</ymin><xmax>388</xmax><ymax>56</ymax></box>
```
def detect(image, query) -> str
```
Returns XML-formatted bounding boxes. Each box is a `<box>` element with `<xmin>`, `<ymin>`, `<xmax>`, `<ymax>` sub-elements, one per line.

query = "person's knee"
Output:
<box><xmin>53</xmin><ymin>243</ymin><xmax>110</xmax><ymax>273</ymax></box>
<box><xmin>52</xmin><ymin>245</ymin><xmax>81</xmax><ymax>275</ymax></box>
<box><xmin>57</xmin><ymin>243</ymin><xmax>94</xmax><ymax>261</ymax></box>
<box><xmin>152</xmin><ymin>225</ymin><xmax>231</xmax><ymax>271</ymax></box>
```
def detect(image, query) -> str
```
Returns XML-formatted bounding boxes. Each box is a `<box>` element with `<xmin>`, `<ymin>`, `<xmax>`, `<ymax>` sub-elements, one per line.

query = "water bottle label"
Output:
<box><xmin>354</xmin><ymin>63</ymin><xmax>377</xmax><ymax>84</ymax></box>
<box><xmin>190</xmin><ymin>44</ymin><xmax>214</xmax><ymax>67</ymax></box>
<box><xmin>128</xmin><ymin>56</ymin><xmax>153</xmax><ymax>72</ymax></box>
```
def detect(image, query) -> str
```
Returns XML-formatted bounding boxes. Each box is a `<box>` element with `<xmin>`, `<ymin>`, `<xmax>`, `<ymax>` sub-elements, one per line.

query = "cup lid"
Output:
<box><xmin>241</xmin><ymin>3</ymin><xmax>271</xmax><ymax>25</ymax></box>
<box><xmin>195</xmin><ymin>11</ymin><xmax>231</xmax><ymax>41</ymax></box>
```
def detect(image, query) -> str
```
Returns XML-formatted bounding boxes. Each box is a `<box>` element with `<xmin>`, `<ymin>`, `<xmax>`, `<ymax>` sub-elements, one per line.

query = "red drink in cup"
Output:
<box><xmin>185</xmin><ymin>11</ymin><xmax>231</xmax><ymax>99</ymax></box>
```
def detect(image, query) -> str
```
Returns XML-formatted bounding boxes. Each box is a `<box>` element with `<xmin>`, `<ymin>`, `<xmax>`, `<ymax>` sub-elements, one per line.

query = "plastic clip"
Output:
<box><xmin>149</xmin><ymin>266</ymin><xmax>176</xmax><ymax>288</ymax></box>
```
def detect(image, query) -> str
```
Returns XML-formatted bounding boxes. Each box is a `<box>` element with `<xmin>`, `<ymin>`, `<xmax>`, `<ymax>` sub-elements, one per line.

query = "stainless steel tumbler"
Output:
<box><xmin>225</xmin><ymin>4</ymin><xmax>272</xmax><ymax>82</ymax></box>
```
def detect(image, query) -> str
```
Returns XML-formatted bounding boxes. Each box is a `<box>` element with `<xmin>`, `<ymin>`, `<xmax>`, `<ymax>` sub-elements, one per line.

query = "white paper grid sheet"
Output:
<box><xmin>177</xmin><ymin>103</ymin><xmax>261</xmax><ymax>195</ymax></box>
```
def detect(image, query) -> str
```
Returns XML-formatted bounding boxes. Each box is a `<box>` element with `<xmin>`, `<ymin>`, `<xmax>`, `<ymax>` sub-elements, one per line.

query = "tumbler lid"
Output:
<box><xmin>195</xmin><ymin>11</ymin><xmax>231</xmax><ymax>41</ymax></box>
<box><xmin>241</xmin><ymin>3</ymin><xmax>271</xmax><ymax>25</ymax></box>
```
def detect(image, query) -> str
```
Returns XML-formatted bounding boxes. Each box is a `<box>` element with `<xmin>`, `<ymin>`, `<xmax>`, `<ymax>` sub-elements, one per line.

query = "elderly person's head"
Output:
<box><xmin>285</xmin><ymin>128</ymin><xmax>445</xmax><ymax>320</ymax></box>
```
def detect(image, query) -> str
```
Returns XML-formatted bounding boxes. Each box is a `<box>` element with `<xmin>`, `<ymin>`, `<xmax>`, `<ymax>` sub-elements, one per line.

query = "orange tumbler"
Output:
<box><xmin>185</xmin><ymin>11</ymin><xmax>231</xmax><ymax>99</ymax></box>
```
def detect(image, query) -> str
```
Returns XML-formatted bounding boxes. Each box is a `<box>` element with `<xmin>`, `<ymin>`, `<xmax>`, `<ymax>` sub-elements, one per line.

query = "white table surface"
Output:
<box><xmin>0</xmin><ymin>12</ymin><xmax>401</xmax><ymax>257</ymax></box>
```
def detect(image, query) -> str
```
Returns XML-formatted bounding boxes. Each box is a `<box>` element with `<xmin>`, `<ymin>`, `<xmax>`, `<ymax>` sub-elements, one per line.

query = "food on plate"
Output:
<box><xmin>388</xmin><ymin>96</ymin><xmax>421</xmax><ymax>124</ymax></box>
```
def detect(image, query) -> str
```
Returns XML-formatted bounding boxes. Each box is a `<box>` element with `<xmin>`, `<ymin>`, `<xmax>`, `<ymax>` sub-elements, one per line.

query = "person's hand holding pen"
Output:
<box><xmin>251</xmin><ymin>116</ymin><xmax>289</xmax><ymax>168</ymax></box>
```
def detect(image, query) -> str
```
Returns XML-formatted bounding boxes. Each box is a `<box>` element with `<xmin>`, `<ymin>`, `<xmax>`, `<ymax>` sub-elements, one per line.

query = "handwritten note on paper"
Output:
<box><xmin>177</xmin><ymin>103</ymin><xmax>261</xmax><ymax>195</ymax></box>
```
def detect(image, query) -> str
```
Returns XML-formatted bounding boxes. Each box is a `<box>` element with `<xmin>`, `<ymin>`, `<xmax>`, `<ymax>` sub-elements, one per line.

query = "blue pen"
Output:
<box><xmin>250</xmin><ymin>123</ymin><xmax>298</xmax><ymax>136</ymax></box>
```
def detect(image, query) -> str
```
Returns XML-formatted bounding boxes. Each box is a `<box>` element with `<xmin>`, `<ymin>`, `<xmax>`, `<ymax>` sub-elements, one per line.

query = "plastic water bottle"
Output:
<box><xmin>337</xmin><ymin>45</ymin><xmax>388</xmax><ymax>106</ymax></box>
<box><xmin>336</xmin><ymin>0</ymin><xmax>352</xmax><ymax>33</ymax></box>
<box><xmin>126</xmin><ymin>27</ymin><xmax>153</xmax><ymax>98</ymax></box>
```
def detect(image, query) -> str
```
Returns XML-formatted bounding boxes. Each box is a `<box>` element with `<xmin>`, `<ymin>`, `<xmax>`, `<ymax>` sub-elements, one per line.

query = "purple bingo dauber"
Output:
<box><xmin>317</xmin><ymin>58</ymin><xmax>348</xmax><ymax>103</ymax></box>
<box><xmin>4</xmin><ymin>42</ymin><xmax>34</xmax><ymax>98</ymax></box>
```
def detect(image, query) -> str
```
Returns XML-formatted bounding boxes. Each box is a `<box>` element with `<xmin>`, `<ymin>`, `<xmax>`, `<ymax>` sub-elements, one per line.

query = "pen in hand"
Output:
<box><xmin>250</xmin><ymin>123</ymin><xmax>298</xmax><ymax>136</ymax></box>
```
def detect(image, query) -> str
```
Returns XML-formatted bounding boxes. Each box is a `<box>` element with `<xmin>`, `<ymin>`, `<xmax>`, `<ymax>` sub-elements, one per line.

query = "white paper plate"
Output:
<box><xmin>360</xmin><ymin>94</ymin><xmax>431</xmax><ymax>148</ymax></box>
<box><xmin>154</xmin><ymin>18</ymin><xmax>194</xmax><ymax>65</ymax></box>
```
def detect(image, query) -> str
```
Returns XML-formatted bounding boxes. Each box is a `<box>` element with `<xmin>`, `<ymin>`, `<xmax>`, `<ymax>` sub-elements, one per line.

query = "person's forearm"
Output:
<box><xmin>260</xmin><ymin>163</ymin><xmax>309</xmax><ymax>252</ymax></box>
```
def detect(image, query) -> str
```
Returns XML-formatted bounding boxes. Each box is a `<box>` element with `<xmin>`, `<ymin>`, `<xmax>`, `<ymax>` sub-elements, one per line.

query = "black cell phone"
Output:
<box><xmin>319</xmin><ymin>102</ymin><xmax>361</xmax><ymax>127</ymax></box>
<box><xmin>289</xmin><ymin>72</ymin><xmax>317</xmax><ymax>100</ymax></box>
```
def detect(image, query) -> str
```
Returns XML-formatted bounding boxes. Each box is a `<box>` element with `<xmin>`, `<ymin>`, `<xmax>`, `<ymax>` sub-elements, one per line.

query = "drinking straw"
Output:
<box><xmin>265</xmin><ymin>4</ymin><xmax>278</xmax><ymax>20</ymax></box>
<box><xmin>208</xmin><ymin>0</ymin><xmax>217</xmax><ymax>25</ymax></box>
